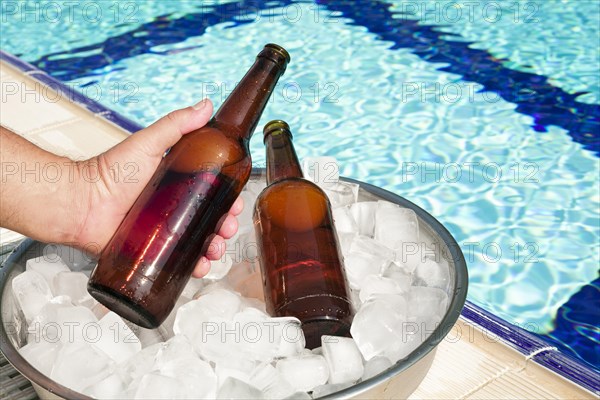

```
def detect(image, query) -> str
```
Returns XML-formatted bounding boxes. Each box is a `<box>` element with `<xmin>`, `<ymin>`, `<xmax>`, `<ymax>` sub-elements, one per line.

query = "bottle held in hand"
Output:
<box><xmin>253</xmin><ymin>120</ymin><xmax>354</xmax><ymax>349</ymax></box>
<box><xmin>88</xmin><ymin>44</ymin><xmax>290</xmax><ymax>328</ymax></box>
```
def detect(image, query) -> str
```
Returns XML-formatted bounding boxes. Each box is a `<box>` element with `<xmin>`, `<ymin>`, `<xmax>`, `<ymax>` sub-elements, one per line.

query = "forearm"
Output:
<box><xmin>0</xmin><ymin>126</ymin><xmax>82</xmax><ymax>244</ymax></box>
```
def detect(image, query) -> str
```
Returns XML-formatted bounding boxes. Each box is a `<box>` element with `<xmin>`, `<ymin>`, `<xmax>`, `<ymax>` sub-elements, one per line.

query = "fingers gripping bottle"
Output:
<box><xmin>88</xmin><ymin>45</ymin><xmax>290</xmax><ymax>328</ymax></box>
<box><xmin>253</xmin><ymin>120</ymin><xmax>354</xmax><ymax>349</ymax></box>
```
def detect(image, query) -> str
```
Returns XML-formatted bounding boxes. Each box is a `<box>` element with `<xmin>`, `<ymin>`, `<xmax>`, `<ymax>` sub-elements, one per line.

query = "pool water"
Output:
<box><xmin>1</xmin><ymin>0</ymin><xmax>599</xmax><ymax>372</ymax></box>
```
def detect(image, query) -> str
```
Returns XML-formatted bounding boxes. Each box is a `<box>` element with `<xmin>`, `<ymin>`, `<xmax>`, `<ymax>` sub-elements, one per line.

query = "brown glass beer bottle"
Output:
<box><xmin>253</xmin><ymin>120</ymin><xmax>354</xmax><ymax>348</ymax></box>
<box><xmin>88</xmin><ymin>44</ymin><xmax>290</xmax><ymax>328</ymax></box>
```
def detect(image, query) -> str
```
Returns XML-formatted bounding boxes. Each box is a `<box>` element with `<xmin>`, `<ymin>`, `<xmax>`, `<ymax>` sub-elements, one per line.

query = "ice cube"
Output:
<box><xmin>193</xmin><ymin>312</ymin><xmax>278</xmax><ymax>364</ymax></box>
<box><xmin>275</xmin><ymin>318</ymin><xmax>306</xmax><ymax>358</ymax></box>
<box><xmin>155</xmin><ymin>334</ymin><xmax>197</xmax><ymax>366</ymax></box>
<box><xmin>361</xmin><ymin>356</ymin><xmax>393</xmax><ymax>380</ymax></box>
<box><xmin>174</xmin><ymin>289</ymin><xmax>242</xmax><ymax>340</ymax></box>
<box><xmin>205</xmin><ymin>253</ymin><xmax>234</xmax><ymax>280</ymax></box>
<box><xmin>386</xmin><ymin>329</ymin><xmax>421</xmax><ymax>363</ymax></box>
<box><xmin>337</xmin><ymin>232</ymin><xmax>357</xmax><ymax>257</ymax></box>
<box><xmin>233</xmin><ymin>306</ymin><xmax>269</xmax><ymax>322</ymax></box>
<box><xmin>302</xmin><ymin>156</ymin><xmax>339</xmax><ymax>188</ymax></box>
<box><xmin>349</xmin><ymin>235</ymin><xmax>395</xmax><ymax>262</ymax></box>
<box><xmin>231</xmin><ymin>312</ymin><xmax>286</xmax><ymax>362</ymax></box>
<box><xmin>83</xmin><ymin>372</ymin><xmax>126</xmax><ymax>399</ymax></box>
<box><xmin>249</xmin><ymin>363</ymin><xmax>296</xmax><ymax>399</ymax></box>
<box><xmin>374</xmin><ymin>202</ymin><xmax>419</xmax><ymax>251</ymax></box>
<box><xmin>27</xmin><ymin>295</ymin><xmax>73</xmax><ymax>342</ymax></box>
<box><xmin>299</xmin><ymin>348</ymin><xmax>315</xmax><ymax>357</ymax></box>
<box><xmin>54</xmin><ymin>305</ymin><xmax>98</xmax><ymax>344</ymax></box>
<box><xmin>408</xmin><ymin>286</ymin><xmax>448</xmax><ymax>317</ymax></box>
<box><xmin>25</xmin><ymin>255</ymin><xmax>70</xmax><ymax>288</ymax></box>
<box><xmin>350</xmin><ymin>295</ymin><xmax>407</xmax><ymax>361</ymax></box>
<box><xmin>19</xmin><ymin>341</ymin><xmax>60</xmax><ymax>376</ymax></box>
<box><xmin>413</xmin><ymin>257</ymin><xmax>450</xmax><ymax>291</ymax></box>
<box><xmin>117</xmin><ymin>342</ymin><xmax>163</xmax><ymax>381</ymax></box>
<box><xmin>52</xmin><ymin>271</ymin><xmax>96</xmax><ymax>308</ymax></box>
<box><xmin>197</xmin><ymin>279</ymin><xmax>238</xmax><ymax>297</ymax></box>
<box><xmin>51</xmin><ymin>342</ymin><xmax>113</xmax><ymax>392</ymax></box>
<box><xmin>382</xmin><ymin>261</ymin><xmax>413</xmax><ymax>290</ymax></box>
<box><xmin>215</xmin><ymin>359</ymin><xmax>256</xmax><ymax>389</ymax></box>
<box><xmin>160</xmin><ymin>356</ymin><xmax>218</xmax><ymax>399</ymax></box>
<box><xmin>181</xmin><ymin>276</ymin><xmax>205</xmax><ymax>299</ymax></box>
<box><xmin>249</xmin><ymin>362</ymin><xmax>279</xmax><ymax>391</ymax></box>
<box><xmin>193</xmin><ymin>318</ymin><xmax>239</xmax><ymax>363</ymax></box>
<box><xmin>359</xmin><ymin>275</ymin><xmax>405</xmax><ymax>303</ymax></box>
<box><xmin>349</xmin><ymin>201</ymin><xmax>378</xmax><ymax>237</ymax></box>
<box><xmin>325</xmin><ymin>182</ymin><xmax>359</xmax><ymax>208</ymax></box>
<box><xmin>134</xmin><ymin>373</ymin><xmax>186</xmax><ymax>399</ymax></box>
<box><xmin>311</xmin><ymin>382</ymin><xmax>352</xmax><ymax>398</ymax></box>
<box><xmin>276</xmin><ymin>354</ymin><xmax>329</xmax><ymax>392</ymax></box>
<box><xmin>399</xmin><ymin>243</ymin><xmax>436</xmax><ymax>272</ymax></box>
<box><xmin>200</xmin><ymin>286</ymin><xmax>243</xmax><ymax>309</ymax></box>
<box><xmin>332</xmin><ymin>206</ymin><xmax>359</xmax><ymax>234</ymax></box>
<box><xmin>43</xmin><ymin>244</ymin><xmax>92</xmax><ymax>271</ymax></box>
<box><xmin>11</xmin><ymin>270</ymin><xmax>53</xmax><ymax>322</ymax></box>
<box><xmin>343</xmin><ymin>252</ymin><xmax>390</xmax><ymax>290</ymax></box>
<box><xmin>373</xmin><ymin>293</ymin><xmax>425</xmax><ymax>363</ymax></box>
<box><xmin>161</xmin><ymin>296</ymin><xmax>191</xmax><ymax>337</ymax></box>
<box><xmin>94</xmin><ymin>312</ymin><xmax>141</xmax><ymax>363</ymax></box>
<box><xmin>407</xmin><ymin>286</ymin><xmax>449</xmax><ymax>335</ymax></box>
<box><xmin>321</xmin><ymin>336</ymin><xmax>364</xmax><ymax>384</ymax></box>
<box><xmin>217</xmin><ymin>377</ymin><xmax>264</xmax><ymax>399</ymax></box>
<box><xmin>228</xmin><ymin>313</ymin><xmax>302</xmax><ymax>359</ymax></box>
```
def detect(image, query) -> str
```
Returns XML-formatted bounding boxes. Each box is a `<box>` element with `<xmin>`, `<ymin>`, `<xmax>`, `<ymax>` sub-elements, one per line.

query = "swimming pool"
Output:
<box><xmin>1</xmin><ymin>0</ymin><xmax>598</xmax><ymax>376</ymax></box>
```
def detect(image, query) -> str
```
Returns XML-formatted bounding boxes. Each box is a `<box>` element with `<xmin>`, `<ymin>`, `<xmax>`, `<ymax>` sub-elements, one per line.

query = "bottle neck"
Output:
<box><xmin>265</xmin><ymin>130</ymin><xmax>304</xmax><ymax>185</ymax></box>
<box><xmin>213</xmin><ymin>54</ymin><xmax>286</xmax><ymax>139</ymax></box>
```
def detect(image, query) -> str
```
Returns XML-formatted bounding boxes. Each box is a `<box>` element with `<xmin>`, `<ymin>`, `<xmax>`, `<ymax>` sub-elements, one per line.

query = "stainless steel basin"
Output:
<box><xmin>0</xmin><ymin>172</ymin><xmax>468</xmax><ymax>399</ymax></box>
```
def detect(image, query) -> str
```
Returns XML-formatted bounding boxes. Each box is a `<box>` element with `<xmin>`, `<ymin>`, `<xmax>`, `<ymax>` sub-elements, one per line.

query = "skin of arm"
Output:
<box><xmin>0</xmin><ymin>125</ymin><xmax>80</xmax><ymax>242</ymax></box>
<box><xmin>0</xmin><ymin>99</ymin><xmax>242</xmax><ymax>277</ymax></box>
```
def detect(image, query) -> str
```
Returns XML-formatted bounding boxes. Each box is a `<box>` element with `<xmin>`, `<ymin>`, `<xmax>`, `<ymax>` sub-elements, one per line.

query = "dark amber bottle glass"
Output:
<box><xmin>253</xmin><ymin>120</ymin><xmax>354</xmax><ymax>348</ymax></box>
<box><xmin>88</xmin><ymin>44</ymin><xmax>290</xmax><ymax>328</ymax></box>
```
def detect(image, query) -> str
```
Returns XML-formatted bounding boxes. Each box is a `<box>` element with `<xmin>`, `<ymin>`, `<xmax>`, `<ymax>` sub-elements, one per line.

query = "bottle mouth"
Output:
<box><xmin>259</xmin><ymin>43</ymin><xmax>291</xmax><ymax>70</ymax></box>
<box><xmin>263</xmin><ymin>119</ymin><xmax>292</xmax><ymax>143</ymax></box>
<box><xmin>265</xmin><ymin>43</ymin><xmax>291</xmax><ymax>64</ymax></box>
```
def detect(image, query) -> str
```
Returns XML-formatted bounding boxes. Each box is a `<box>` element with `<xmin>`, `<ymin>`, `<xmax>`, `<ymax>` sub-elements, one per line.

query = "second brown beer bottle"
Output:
<box><xmin>254</xmin><ymin>120</ymin><xmax>354</xmax><ymax>349</ymax></box>
<box><xmin>88</xmin><ymin>44</ymin><xmax>290</xmax><ymax>328</ymax></box>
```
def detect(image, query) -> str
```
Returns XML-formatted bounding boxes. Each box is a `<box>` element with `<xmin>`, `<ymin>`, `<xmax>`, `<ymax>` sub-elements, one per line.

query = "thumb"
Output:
<box><xmin>121</xmin><ymin>99</ymin><xmax>213</xmax><ymax>159</ymax></box>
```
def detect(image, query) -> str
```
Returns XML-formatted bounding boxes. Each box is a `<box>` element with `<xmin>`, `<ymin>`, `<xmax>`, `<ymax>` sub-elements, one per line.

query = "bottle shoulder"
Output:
<box><xmin>257</xmin><ymin>177</ymin><xmax>328</xmax><ymax>201</ymax></box>
<box><xmin>254</xmin><ymin>177</ymin><xmax>333</xmax><ymax>230</ymax></box>
<box><xmin>167</xmin><ymin>126</ymin><xmax>250</xmax><ymax>173</ymax></box>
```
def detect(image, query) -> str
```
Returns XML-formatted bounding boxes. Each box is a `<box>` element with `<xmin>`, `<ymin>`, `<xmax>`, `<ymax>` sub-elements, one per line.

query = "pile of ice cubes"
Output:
<box><xmin>13</xmin><ymin>157</ymin><xmax>451</xmax><ymax>399</ymax></box>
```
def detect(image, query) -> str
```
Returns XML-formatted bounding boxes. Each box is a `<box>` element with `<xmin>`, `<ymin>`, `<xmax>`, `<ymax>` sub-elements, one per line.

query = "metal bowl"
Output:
<box><xmin>0</xmin><ymin>173</ymin><xmax>468</xmax><ymax>399</ymax></box>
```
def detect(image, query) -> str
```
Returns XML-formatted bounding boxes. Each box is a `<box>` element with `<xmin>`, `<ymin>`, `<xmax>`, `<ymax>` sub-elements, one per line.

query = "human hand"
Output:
<box><xmin>72</xmin><ymin>99</ymin><xmax>242</xmax><ymax>277</ymax></box>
